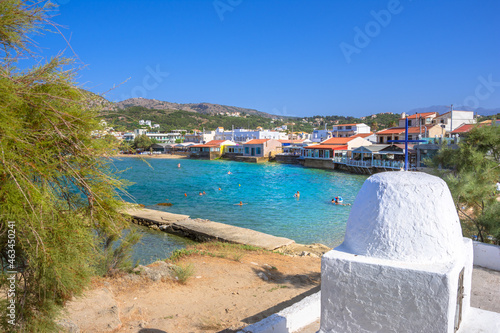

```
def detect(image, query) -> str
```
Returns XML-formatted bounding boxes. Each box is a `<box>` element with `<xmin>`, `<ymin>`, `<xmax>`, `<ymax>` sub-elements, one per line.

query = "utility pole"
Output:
<box><xmin>450</xmin><ymin>104</ymin><xmax>453</xmax><ymax>138</ymax></box>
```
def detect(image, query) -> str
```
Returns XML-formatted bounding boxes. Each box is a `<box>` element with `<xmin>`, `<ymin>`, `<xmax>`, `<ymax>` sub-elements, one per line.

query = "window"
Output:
<box><xmin>256</xmin><ymin>147</ymin><xmax>261</xmax><ymax>155</ymax></box>
<box><xmin>245</xmin><ymin>147</ymin><xmax>249</xmax><ymax>154</ymax></box>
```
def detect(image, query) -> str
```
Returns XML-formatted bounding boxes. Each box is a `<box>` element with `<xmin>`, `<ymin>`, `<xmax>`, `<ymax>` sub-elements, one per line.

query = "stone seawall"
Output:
<box><xmin>303</xmin><ymin>159</ymin><xmax>336</xmax><ymax>170</ymax></box>
<box><xmin>275</xmin><ymin>155</ymin><xmax>300</xmax><ymax>164</ymax></box>
<box><xmin>126</xmin><ymin>208</ymin><xmax>295</xmax><ymax>250</ymax></box>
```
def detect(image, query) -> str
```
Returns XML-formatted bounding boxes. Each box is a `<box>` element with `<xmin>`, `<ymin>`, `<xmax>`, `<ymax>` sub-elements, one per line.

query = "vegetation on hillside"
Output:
<box><xmin>101</xmin><ymin>105</ymin><xmax>401</xmax><ymax>133</ymax></box>
<box><xmin>0</xmin><ymin>1</ymin><xmax>138</xmax><ymax>331</ymax></box>
<box><xmin>430</xmin><ymin>125</ymin><xmax>500</xmax><ymax>244</ymax></box>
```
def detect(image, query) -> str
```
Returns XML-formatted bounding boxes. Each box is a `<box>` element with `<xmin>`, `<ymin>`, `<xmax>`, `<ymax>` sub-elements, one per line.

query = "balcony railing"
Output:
<box><xmin>372</xmin><ymin>159</ymin><xmax>405</xmax><ymax>169</ymax></box>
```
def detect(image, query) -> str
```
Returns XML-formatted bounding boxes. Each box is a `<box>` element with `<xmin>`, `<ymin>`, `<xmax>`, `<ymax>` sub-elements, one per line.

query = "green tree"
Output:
<box><xmin>132</xmin><ymin>134</ymin><xmax>152</xmax><ymax>150</ymax></box>
<box><xmin>371</xmin><ymin>121</ymin><xmax>379</xmax><ymax>132</ymax></box>
<box><xmin>0</xmin><ymin>1</ymin><xmax>138</xmax><ymax>331</ymax></box>
<box><xmin>430</xmin><ymin>125</ymin><xmax>500</xmax><ymax>244</ymax></box>
<box><xmin>388</xmin><ymin>120</ymin><xmax>397</xmax><ymax>128</ymax></box>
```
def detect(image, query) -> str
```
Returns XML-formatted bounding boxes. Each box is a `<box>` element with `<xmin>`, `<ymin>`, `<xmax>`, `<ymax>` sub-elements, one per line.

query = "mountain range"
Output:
<box><xmin>112</xmin><ymin>98</ymin><xmax>279</xmax><ymax>119</ymax></box>
<box><xmin>107</xmin><ymin>97</ymin><xmax>499</xmax><ymax>119</ymax></box>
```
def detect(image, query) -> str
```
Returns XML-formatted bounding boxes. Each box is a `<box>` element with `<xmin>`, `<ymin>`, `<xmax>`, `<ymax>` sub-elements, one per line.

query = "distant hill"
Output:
<box><xmin>112</xmin><ymin>98</ymin><xmax>279</xmax><ymax>119</ymax></box>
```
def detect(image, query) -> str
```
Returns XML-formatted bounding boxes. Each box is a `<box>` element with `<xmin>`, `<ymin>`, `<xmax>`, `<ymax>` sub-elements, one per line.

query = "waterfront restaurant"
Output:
<box><xmin>189</xmin><ymin>140</ymin><xmax>236</xmax><ymax>160</ymax></box>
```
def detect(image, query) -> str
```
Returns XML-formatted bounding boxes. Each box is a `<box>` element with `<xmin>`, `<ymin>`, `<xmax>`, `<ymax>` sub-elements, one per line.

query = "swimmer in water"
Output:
<box><xmin>293</xmin><ymin>191</ymin><xmax>300</xmax><ymax>198</ymax></box>
<box><xmin>203</xmin><ymin>191</ymin><xmax>206</xmax><ymax>195</ymax></box>
<box><xmin>199</xmin><ymin>192</ymin><xmax>203</xmax><ymax>196</ymax></box>
<box><xmin>228</xmin><ymin>171</ymin><xmax>232</xmax><ymax>175</ymax></box>
<box><xmin>218</xmin><ymin>187</ymin><xmax>221</xmax><ymax>191</ymax></box>
<box><xmin>184</xmin><ymin>193</ymin><xmax>187</xmax><ymax>197</ymax></box>
<box><xmin>235</xmin><ymin>201</ymin><xmax>248</xmax><ymax>206</ymax></box>
<box><xmin>177</xmin><ymin>163</ymin><xmax>181</xmax><ymax>168</ymax></box>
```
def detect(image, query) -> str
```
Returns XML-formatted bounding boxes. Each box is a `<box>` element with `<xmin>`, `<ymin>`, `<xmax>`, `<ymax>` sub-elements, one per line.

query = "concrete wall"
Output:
<box><xmin>303</xmin><ymin>158</ymin><xmax>335</xmax><ymax>170</ymax></box>
<box><xmin>473</xmin><ymin>241</ymin><xmax>500</xmax><ymax>271</ymax></box>
<box><xmin>275</xmin><ymin>155</ymin><xmax>300</xmax><ymax>164</ymax></box>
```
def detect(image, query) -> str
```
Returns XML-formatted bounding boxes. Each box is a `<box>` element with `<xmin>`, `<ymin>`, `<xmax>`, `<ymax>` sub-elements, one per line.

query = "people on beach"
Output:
<box><xmin>293</xmin><ymin>191</ymin><xmax>300</xmax><ymax>198</ymax></box>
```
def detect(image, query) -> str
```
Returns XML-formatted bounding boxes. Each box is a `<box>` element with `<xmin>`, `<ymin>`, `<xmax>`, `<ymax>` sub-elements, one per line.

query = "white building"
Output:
<box><xmin>214</xmin><ymin>127</ymin><xmax>287</xmax><ymax>143</ymax></box>
<box><xmin>139</xmin><ymin>120</ymin><xmax>152</xmax><ymax>127</ymax></box>
<box><xmin>435</xmin><ymin>110</ymin><xmax>476</xmax><ymax>132</ymax></box>
<box><xmin>184</xmin><ymin>131</ymin><xmax>215</xmax><ymax>144</ymax></box>
<box><xmin>331</xmin><ymin>123</ymin><xmax>371</xmax><ymax>137</ymax></box>
<box><xmin>311</xmin><ymin>123</ymin><xmax>371</xmax><ymax>142</ymax></box>
<box><xmin>123</xmin><ymin>129</ymin><xmax>183</xmax><ymax>143</ymax></box>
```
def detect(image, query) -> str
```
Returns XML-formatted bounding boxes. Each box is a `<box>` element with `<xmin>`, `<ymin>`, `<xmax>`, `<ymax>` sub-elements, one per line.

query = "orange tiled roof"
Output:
<box><xmin>244</xmin><ymin>139</ymin><xmax>269</xmax><ymax>145</ymax></box>
<box><xmin>403</xmin><ymin>112</ymin><xmax>437</xmax><ymax>120</ymax></box>
<box><xmin>451</xmin><ymin>124</ymin><xmax>476</xmax><ymax>134</ymax></box>
<box><xmin>377</xmin><ymin>126</ymin><xmax>435</xmax><ymax>135</ymax></box>
<box><xmin>332</xmin><ymin>123</ymin><xmax>365</xmax><ymax>127</ymax></box>
<box><xmin>304</xmin><ymin>145</ymin><xmax>348</xmax><ymax>150</ymax></box>
<box><xmin>189</xmin><ymin>144</ymin><xmax>218</xmax><ymax>148</ymax></box>
<box><xmin>376</xmin><ymin>128</ymin><xmax>405</xmax><ymax>135</ymax></box>
<box><xmin>350</xmin><ymin>133</ymin><xmax>373</xmax><ymax>138</ymax></box>
<box><xmin>205</xmin><ymin>140</ymin><xmax>227</xmax><ymax>145</ymax></box>
<box><xmin>278</xmin><ymin>139</ymin><xmax>304</xmax><ymax>144</ymax></box>
<box><xmin>321</xmin><ymin>137</ymin><xmax>356</xmax><ymax>145</ymax></box>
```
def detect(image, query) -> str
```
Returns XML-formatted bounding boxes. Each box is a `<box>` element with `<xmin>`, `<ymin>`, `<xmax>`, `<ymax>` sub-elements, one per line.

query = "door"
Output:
<box><xmin>251</xmin><ymin>148</ymin><xmax>255</xmax><ymax>156</ymax></box>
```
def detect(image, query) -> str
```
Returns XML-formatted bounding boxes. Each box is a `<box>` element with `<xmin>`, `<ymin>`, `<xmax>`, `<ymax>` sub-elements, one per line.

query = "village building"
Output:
<box><xmin>184</xmin><ymin>130</ymin><xmax>215</xmax><ymax>144</ymax></box>
<box><xmin>435</xmin><ymin>110</ymin><xmax>476</xmax><ymax>132</ymax></box>
<box><xmin>123</xmin><ymin>129</ymin><xmax>184</xmax><ymax>144</ymax></box>
<box><xmin>242</xmin><ymin>139</ymin><xmax>282</xmax><ymax>158</ymax></box>
<box><xmin>398</xmin><ymin>111</ymin><xmax>438</xmax><ymax>127</ymax></box>
<box><xmin>376</xmin><ymin>124</ymin><xmax>444</xmax><ymax>143</ymax></box>
<box><xmin>300</xmin><ymin>136</ymin><xmax>372</xmax><ymax>170</ymax></box>
<box><xmin>331</xmin><ymin>123</ymin><xmax>371</xmax><ymax>137</ymax></box>
<box><xmin>188</xmin><ymin>140</ymin><xmax>236</xmax><ymax>160</ymax></box>
<box><xmin>214</xmin><ymin>127</ymin><xmax>286</xmax><ymax>143</ymax></box>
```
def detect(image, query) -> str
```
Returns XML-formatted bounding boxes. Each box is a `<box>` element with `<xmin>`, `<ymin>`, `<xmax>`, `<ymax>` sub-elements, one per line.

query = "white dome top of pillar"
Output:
<box><xmin>338</xmin><ymin>171</ymin><xmax>465</xmax><ymax>263</ymax></box>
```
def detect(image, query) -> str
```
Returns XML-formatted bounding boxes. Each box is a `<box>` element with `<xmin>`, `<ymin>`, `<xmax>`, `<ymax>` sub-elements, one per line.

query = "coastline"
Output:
<box><xmin>125</xmin><ymin>206</ymin><xmax>332</xmax><ymax>257</ymax></box>
<box><xmin>115</xmin><ymin>153</ymin><xmax>189</xmax><ymax>159</ymax></box>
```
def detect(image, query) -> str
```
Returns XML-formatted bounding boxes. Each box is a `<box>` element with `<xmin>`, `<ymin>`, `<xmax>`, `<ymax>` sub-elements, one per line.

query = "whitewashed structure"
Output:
<box><xmin>214</xmin><ymin>127</ymin><xmax>286</xmax><ymax>143</ymax></box>
<box><xmin>435</xmin><ymin>110</ymin><xmax>476</xmax><ymax>132</ymax></box>
<box><xmin>320</xmin><ymin>172</ymin><xmax>473</xmax><ymax>333</ymax></box>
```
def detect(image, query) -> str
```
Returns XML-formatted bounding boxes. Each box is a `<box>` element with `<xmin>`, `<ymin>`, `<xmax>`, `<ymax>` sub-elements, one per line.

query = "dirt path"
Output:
<box><xmin>60</xmin><ymin>243</ymin><xmax>326</xmax><ymax>333</ymax></box>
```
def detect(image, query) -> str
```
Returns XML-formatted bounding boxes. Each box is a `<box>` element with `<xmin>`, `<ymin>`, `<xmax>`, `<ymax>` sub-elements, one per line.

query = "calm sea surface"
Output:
<box><xmin>112</xmin><ymin>158</ymin><xmax>367</xmax><ymax>264</ymax></box>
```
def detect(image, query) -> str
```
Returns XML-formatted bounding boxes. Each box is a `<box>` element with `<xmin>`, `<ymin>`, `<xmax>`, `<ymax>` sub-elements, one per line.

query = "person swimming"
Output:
<box><xmin>337</xmin><ymin>196</ymin><xmax>343</xmax><ymax>204</ymax></box>
<box><xmin>235</xmin><ymin>201</ymin><xmax>247</xmax><ymax>206</ymax></box>
<box><xmin>177</xmin><ymin>163</ymin><xmax>181</xmax><ymax>168</ymax></box>
<box><xmin>294</xmin><ymin>191</ymin><xmax>300</xmax><ymax>198</ymax></box>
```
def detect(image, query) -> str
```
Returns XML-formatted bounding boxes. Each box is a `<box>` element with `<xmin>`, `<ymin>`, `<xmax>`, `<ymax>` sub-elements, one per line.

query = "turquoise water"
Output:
<box><xmin>112</xmin><ymin>158</ymin><xmax>367</xmax><ymax>263</ymax></box>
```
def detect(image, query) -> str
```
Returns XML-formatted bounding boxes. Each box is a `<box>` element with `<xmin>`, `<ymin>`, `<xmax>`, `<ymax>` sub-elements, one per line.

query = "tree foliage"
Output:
<box><xmin>430</xmin><ymin>125</ymin><xmax>500</xmax><ymax>244</ymax></box>
<box><xmin>132</xmin><ymin>134</ymin><xmax>152</xmax><ymax>150</ymax></box>
<box><xmin>0</xmin><ymin>1</ymin><xmax>138</xmax><ymax>331</ymax></box>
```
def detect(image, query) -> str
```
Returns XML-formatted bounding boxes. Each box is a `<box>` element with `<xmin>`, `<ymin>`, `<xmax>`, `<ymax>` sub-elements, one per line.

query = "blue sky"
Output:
<box><xmin>37</xmin><ymin>0</ymin><xmax>500</xmax><ymax>118</ymax></box>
